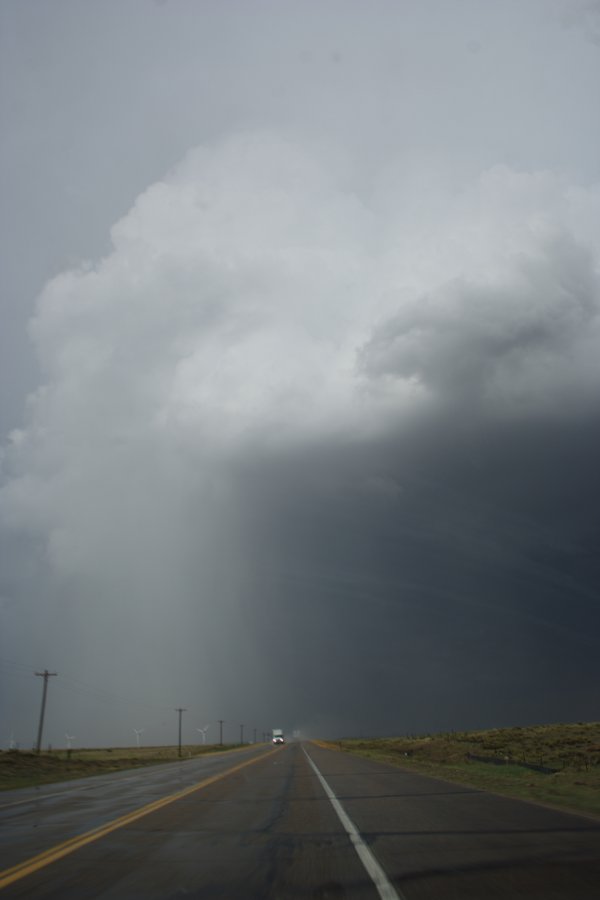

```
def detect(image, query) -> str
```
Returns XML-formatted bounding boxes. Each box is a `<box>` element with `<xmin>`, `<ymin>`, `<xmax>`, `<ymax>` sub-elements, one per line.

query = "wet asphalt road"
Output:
<box><xmin>1</xmin><ymin>741</ymin><xmax>599</xmax><ymax>898</ymax></box>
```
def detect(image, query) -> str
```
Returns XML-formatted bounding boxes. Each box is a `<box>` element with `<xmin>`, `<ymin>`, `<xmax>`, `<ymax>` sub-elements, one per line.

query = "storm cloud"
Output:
<box><xmin>1</xmin><ymin>1</ymin><xmax>599</xmax><ymax>746</ymax></box>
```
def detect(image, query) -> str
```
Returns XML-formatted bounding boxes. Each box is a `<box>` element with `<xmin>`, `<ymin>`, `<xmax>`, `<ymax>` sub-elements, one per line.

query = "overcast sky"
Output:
<box><xmin>1</xmin><ymin>0</ymin><xmax>599</xmax><ymax>749</ymax></box>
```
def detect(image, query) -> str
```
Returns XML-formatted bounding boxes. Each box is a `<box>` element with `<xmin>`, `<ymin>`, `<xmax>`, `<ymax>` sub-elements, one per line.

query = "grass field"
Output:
<box><xmin>0</xmin><ymin>743</ymin><xmax>250</xmax><ymax>791</ymax></box>
<box><xmin>318</xmin><ymin>722</ymin><xmax>600</xmax><ymax>818</ymax></box>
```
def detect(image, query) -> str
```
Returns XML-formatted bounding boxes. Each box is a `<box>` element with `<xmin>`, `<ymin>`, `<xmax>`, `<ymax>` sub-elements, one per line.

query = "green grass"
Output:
<box><xmin>0</xmin><ymin>743</ymin><xmax>252</xmax><ymax>791</ymax></box>
<box><xmin>320</xmin><ymin>722</ymin><xmax>600</xmax><ymax>819</ymax></box>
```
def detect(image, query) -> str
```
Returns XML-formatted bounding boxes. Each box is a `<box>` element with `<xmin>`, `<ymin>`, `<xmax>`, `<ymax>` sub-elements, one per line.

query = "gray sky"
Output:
<box><xmin>1</xmin><ymin>0</ymin><xmax>599</xmax><ymax>748</ymax></box>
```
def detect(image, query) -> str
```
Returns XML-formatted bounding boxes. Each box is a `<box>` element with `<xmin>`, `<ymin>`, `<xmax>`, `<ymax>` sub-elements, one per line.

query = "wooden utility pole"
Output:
<box><xmin>35</xmin><ymin>670</ymin><xmax>57</xmax><ymax>754</ymax></box>
<box><xmin>175</xmin><ymin>708</ymin><xmax>187</xmax><ymax>757</ymax></box>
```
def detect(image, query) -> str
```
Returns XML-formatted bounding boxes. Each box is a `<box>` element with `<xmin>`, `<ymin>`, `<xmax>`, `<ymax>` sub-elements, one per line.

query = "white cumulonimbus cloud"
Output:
<box><xmin>1</xmin><ymin>132</ymin><xmax>599</xmax><ymax>737</ymax></box>
<box><xmin>2</xmin><ymin>132</ymin><xmax>599</xmax><ymax>565</ymax></box>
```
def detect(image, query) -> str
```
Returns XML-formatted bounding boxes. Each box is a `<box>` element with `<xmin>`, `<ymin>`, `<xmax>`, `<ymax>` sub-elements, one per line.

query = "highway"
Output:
<box><xmin>1</xmin><ymin>741</ymin><xmax>599</xmax><ymax>898</ymax></box>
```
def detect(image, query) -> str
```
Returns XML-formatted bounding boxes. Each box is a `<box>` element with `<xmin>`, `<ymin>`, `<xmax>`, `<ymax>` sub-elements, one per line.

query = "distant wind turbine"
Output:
<box><xmin>133</xmin><ymin>728</ymin><xmax>144</xmax><ymax>749</ymax></box>
<box><xmin>196</xmin><ymin>724</ymin><xmax>210</xmax><ymax>745</ymax></box>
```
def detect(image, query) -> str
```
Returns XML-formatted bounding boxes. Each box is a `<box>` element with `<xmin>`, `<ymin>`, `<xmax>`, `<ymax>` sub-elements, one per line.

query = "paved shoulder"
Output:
<box><xmin>306</xmin><ymin>742</ymin><xmax>600</xmax><ymax>900</ymax></box>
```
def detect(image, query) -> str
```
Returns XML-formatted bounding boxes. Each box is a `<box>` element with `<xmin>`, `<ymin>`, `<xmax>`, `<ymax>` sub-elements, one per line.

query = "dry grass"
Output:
<box><xmin>321</xmin><ymin>722</ymin><xmax>600</xmax><ymax>818</ymax></box>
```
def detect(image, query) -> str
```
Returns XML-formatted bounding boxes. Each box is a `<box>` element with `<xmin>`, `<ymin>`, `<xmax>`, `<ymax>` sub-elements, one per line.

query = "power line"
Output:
<box><xmin>0</xmin><ymin>656</ymin><xmax>41</xmax><ymax>674</ymax></box>
<box><xmin>54</xmin><ymin>675</ymin><xmax>174</xmax><ymax>713</ymax></box>
<box><xmin>1</xmin><ymin>656</ymin><xmax>173</xmax><ymax>713</ymax></box>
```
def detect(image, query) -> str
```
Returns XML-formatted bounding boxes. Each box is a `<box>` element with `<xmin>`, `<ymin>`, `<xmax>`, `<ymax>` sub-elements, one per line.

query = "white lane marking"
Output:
<box><xmin>303</xmin><ymin>747</ymin><xmax>405</xmax><ymax>900</ymax></box>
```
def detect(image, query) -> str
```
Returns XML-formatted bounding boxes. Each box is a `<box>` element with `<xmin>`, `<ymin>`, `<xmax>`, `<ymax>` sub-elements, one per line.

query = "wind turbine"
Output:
<box><xmin>65</xmin><ymin>733</ymin><xmax>75</xmax><ymax>751</ymax></box>
<box><xmin>133</xmin><ymin>728</ymin><xmax>144</xmax><ymax>749</ymax></box>
<box><xmin>196</xmin><ymin>724</ymin><xmax>210</xmax><ymax>745</ymax></box>
<box><xmin>8</xmin><ymin>732</ymin><xmax>16</xmax><ymax>750</ymax></box>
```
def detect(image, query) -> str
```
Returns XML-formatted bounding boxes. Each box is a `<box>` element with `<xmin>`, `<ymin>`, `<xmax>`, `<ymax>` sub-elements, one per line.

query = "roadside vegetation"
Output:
<box><xmin>0</xmin><ymin>743</ymin><xmax>251</xmax><ymax>791</ymax></box>
<box><xmin>319</xmin><ymin>722</ymin><xmax>600</xmax><ymax>818</ymax></box>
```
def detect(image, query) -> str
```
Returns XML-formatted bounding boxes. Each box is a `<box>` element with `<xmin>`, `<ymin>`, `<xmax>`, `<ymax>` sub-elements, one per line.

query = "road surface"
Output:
<box><xmin>1</xmin><ymin>741</ymin><xmax>599</xmax><ymax>898</ymax></box>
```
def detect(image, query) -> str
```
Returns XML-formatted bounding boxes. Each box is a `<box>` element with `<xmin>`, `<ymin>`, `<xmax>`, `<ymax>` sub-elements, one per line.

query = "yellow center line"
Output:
<box><xmin>0</xmin><ymin>746</ymin><xmax>281</xmax><ymax>890</ymax></box>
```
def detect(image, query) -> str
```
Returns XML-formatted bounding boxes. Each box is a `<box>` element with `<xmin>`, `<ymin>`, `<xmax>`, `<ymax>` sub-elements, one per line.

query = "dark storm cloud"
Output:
<box><xmin>2</xmin><ymin>132</ymin><xmax>599</xmax><ymax>745</ymax></box>
<box><xmin>229</xmin><ymin>406</ymin><xmax>600</xmax><ymax>735</ymax></box>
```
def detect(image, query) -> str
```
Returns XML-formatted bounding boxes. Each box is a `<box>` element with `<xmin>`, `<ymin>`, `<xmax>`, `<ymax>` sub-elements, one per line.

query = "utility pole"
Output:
<box><xmin>240</xmin><ymin>723</ymin><xmax>244</xmax><ymax>745</ymax></box>
<box><xmin>35</xmin><ymin>670</ymin><xmax>57</xmax><ymax>754</ymax></box>
<box><xmin>253</xmin><ymin>728</ymin><xmax>257</xmax><ymax>744</ymax></box>
<box><xmin>175</xmin><ymin>708</ymin><xmax>187</xmax><ymax>757</ymax></box>
<box><xmin>218</xmin><ymin>719</ymin><xmax>224</xmax><ymax>745</ymax></box>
